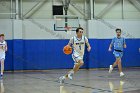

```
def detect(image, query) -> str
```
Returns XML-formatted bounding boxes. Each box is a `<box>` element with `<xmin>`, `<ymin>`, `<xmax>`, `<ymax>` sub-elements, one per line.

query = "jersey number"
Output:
<box><xmin>79</xmin><ymin>45</ymin><xmax>81</xmax><ymax>50</ymax></box>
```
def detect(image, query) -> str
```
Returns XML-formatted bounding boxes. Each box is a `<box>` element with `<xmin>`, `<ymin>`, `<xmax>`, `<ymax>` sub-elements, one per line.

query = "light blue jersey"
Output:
<box><xmin>111</xmin><ymin>37</ymin><xmax>125</xmax><ymax>51</ymax></box>
<box><xmin>111</xmin><ymin>37</ymin><xmax>126</xmax><ymax>58</ymax></box>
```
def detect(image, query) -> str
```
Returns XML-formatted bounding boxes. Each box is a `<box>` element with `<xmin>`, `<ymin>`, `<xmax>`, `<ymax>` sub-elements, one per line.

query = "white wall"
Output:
<box><xmin>0</xmin><ymin>19</ymin><xmax>140</xmax><ymax>40</ymax></box>
<box><xmin>0</xmin><ymin>19</ymin><xmax>87</xmax><ymax>40</ymax></box>
<box><xmin>0</xmin><ymin>19</ymin><xmax>13</xmax><ymax>40</ymax></box>
<box><xmin>13</xmin><ymin>20</ymin><xmax>22</xmax><ymax>39</ymax></box>
<box><xmin>88</xmin><ymin>20</ymin><xmax>140</xmax><ymax>39</ymax></box>
<box><xmin>22</xmin><ymin>19</ymin><xmax>87</xmax><ymax>39</ymax></box>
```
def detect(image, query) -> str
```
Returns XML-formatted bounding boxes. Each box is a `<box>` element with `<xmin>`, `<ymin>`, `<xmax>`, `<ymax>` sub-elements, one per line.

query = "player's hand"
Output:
<box><xmin>87</xmin><ymin>46</ymin><xmax>91</xmax><ymax>52</ymax></box>
<box><xmin>66</xmin><ymin>44</ymin><xmax>72</xmax><ymax>49</ymax></box>
<box><xmin>108</xmin><ymin>48</ymin><xmax>112</xmax><ymax>52</ymax></box>
<box><xmin>124</xmin><ymin>44</ymin><xmax>127</xmax><ymax>48</ymax></box>
<box><xmin>66</xmin><ymin>44</ymin><xmax>71</xmax><ymax>47</ymax></box>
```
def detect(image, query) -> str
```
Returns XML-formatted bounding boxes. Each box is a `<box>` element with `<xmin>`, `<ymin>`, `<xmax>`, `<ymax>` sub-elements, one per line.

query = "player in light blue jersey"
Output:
<box><xmin>108</xmin><ymin>29</ymin><xmax>127</xmax><ymax>77</ymax></box>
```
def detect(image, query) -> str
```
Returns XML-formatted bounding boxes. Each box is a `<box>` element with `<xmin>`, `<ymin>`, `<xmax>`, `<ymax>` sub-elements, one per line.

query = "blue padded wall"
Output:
<box><xmin>4</xmin><ymin>39</ymin><xmax>140</xmax><ymax>70</ymax></box>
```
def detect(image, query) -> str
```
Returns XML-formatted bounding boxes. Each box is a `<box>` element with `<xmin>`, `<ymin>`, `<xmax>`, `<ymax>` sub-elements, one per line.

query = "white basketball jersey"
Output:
<box><xmin>72</xmin><ymin>36</ymin><xmax>87</xmax><ymax>56</ymax></box>
<box><xmin>0</xmin><ymin>41</ymin><xmax>6</xmax><ymax>53</ymax></box>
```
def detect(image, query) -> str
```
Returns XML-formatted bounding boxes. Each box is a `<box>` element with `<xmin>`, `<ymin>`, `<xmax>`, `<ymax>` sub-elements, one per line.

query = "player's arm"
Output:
<box><xmin>5</xmin><ymin>41</ymin><xmax>8</xmax><ymax>52</ymax></box>
<box><xmin>67</xmin><ymin>37</ymin><xmax>74</xmax><ymax>47</ymax></box>
<box><xmin>108</xmin><ymin>38</ymin><xmax>114</xmax><ymax>51</ymax></box>
<box><xmin>85</xmin><ymin>37</ymin><xmax>91</xmax><ymax>52</ymax></box>
<box><xmin>123</xmin><ymin>38</ymin><xmax>127</xmax><ymax>48</ymax></box>
<box><xmin>108</xmin><ymin>44</ymin><xmax>112</xmax><ymax>51</ymax></box>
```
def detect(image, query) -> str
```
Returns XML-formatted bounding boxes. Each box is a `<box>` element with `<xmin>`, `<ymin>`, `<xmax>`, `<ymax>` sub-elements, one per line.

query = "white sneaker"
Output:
<box><xmin>68</xmin><ymin>73</ymin><xmax>73</xmax><ymax>80</ymax></box>
<box><xmin>120</xmin><ymin>72</ymin><xmax>125</xmax><ymax>77</ymax></box>
<box><xmin>109</xmin><ymin>65</ymin><xmax>113</xmax><ymax>73</ymax></box>
<box><xmin>59</xmin><ymin>76</ymin><xmax>65</xmax><ymax>84</ymax></box>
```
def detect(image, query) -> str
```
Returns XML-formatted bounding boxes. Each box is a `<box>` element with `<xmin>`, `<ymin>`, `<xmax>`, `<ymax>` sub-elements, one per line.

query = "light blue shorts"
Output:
<box><xmin>113</xmin><ymin>51</ymin><xmax>123</xmax><ymax>58</ymax></box>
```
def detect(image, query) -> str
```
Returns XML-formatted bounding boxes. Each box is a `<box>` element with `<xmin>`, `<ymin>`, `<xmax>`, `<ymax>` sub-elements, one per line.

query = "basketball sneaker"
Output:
<box><xmin>120</xmin><ymin>72</ymin><xmax>125</xmax><ymax>77</ymax></box>
<box><xmin>59</xmin><ymin>76</ymin><xmax>65</xmax><ymax>84</ymax></box>
<box><xmin>68</xmin><ymin>73</ymin><xmax>73</xmax><ymax>80</ymax></box>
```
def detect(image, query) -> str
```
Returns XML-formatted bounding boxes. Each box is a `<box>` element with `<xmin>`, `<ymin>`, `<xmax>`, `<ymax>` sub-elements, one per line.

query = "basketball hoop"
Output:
<box><xmin>64</xmin><ymin>26</ymin><xmax>72</xmax><ymax>34</ymax></box>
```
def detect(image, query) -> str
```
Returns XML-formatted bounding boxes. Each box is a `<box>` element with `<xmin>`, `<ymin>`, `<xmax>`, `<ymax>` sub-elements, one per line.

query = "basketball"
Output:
<box><xmin>63</xmin><ymin>45</ymin><xmax>72</xmax><ymax>55</ymax></box>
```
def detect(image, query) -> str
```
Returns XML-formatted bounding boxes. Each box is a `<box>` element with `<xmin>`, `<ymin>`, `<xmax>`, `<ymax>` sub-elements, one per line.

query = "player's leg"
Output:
<box><xmin>73</xmin><ymin>60</ymin><xmax>84</xmax><ymax>73</ymax></box>
<box><xmin>112</xmin><ymin>59</ymin><xmax>119</xmax><ymax>68</ymax></box>
<box><xmin>63</xmin><ymin>64</ymin><xmax>80</xmax><ymax>79</ymax></box>
<box><xmin>117</xmin><ymin>58</ymin><xmax>122</xmax><ymax>73</ymax></box>
<box><xmin>59</xmin><ymin>57</ymin><xmax>83</xmax><ymax>84</ymax></box>
<box><xmin>65</xmin><ymin>63</ymin><xmax>80</xmax><ymax>78</ymax></box>
<box><xmin>118</xmin><ymin>59</ymin><xmax>124</xmax><ymax>77</ymax></box>
<box><xmin>109</xmin><ymin>51</ymin><xmax>120</xmax><ymax>73</ymax></box>
<box><xmin>109</xmin><ymin>58</ymin><xmax>120</xmax><ymax>73</ymax></box>
<box><xmin>62</xmin><ymin>61</ymin><xmax>82</xmax><ymax>79</ymax></box>
<box><xmin>59</xmin><ymin>63</ymin><xmax>77</xmax><ymax>84</ymax></box>
<box><xmin>67</xmin><ymin>60</ymin><xmax>84</xmax><ymax>79</ymax></box>
<box><xmin>111</xmin><ymin>57</ymin><xmax>124</xmax><ymax>74</ymax></box>
<box><xmin>117</xmin><ymin>53</ymin><xmax>125</xmax><ymax>77</ymax></box>
<box><xmin>0</xmin><ymin>59</ymin><xmax>4</xmax><ymax>77</ymax></box>
<box><xmin>64</xmin><ymin>59</ymin><xmax>83</xmax><ymax>78</ymax></box>
<box><xmin>66</xmin><ymin>55</ymin><xmax>83</xmax><ymax>79</ymax></box>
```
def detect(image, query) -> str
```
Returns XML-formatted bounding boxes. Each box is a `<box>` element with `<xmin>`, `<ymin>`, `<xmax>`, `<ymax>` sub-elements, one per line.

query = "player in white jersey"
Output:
<box><xmin>0</xmin><ymin>34</ymin><xmax>8</xmax><ymax>78</ymax></box>
<box><xmin>59</xmin><ymin>27</ymin><xmax>91</xmax><ymax>84</ymax></box>
<box><xmin>71</xmin><ymin>35</ymin><xmax>88</xmax><ymax>63</ymax></box>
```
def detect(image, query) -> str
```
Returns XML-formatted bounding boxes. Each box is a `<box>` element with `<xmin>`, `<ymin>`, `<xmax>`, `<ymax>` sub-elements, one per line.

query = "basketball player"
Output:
<box><xmin>108</xmin><ymin>29</ymin><xmax>127</xmax><ymax>77</ymax></box>
<box><xmin>59</xmin><ymin>27</ymin><xmax>91</xmax><ymax>84</ymax></box>
<box><xmin>0</xmin><ymin>34</ymin><xmax>7</xmax><ymax>78</ymax></box>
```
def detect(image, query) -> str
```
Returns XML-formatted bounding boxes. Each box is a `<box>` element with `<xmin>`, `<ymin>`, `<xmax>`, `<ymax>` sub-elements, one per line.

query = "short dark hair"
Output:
<box><xmin>76</xmin><ymin>27</ymin><xmax>83</xmax><ymax>33</ymax></box>
<box><xmin>0</xmin><ymin>34</ymin><xmax>4</xmax><ymax>37</ymax></box>
<box><xmin>116</xmin><ymin>28</ymin><xmax>121</xmax><ymax>33</ymax></box>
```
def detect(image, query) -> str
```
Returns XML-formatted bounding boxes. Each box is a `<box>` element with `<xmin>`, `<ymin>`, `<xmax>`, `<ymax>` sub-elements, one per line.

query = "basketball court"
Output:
<box><xmin>1</xmin><ymin>68</ymin><xmax>140</xmax><ymax>93</ymax></box>
<box><xmin>0</xmin><ymin>0</ymin><xmax>140</xmax><ymax>93</ymax></box>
